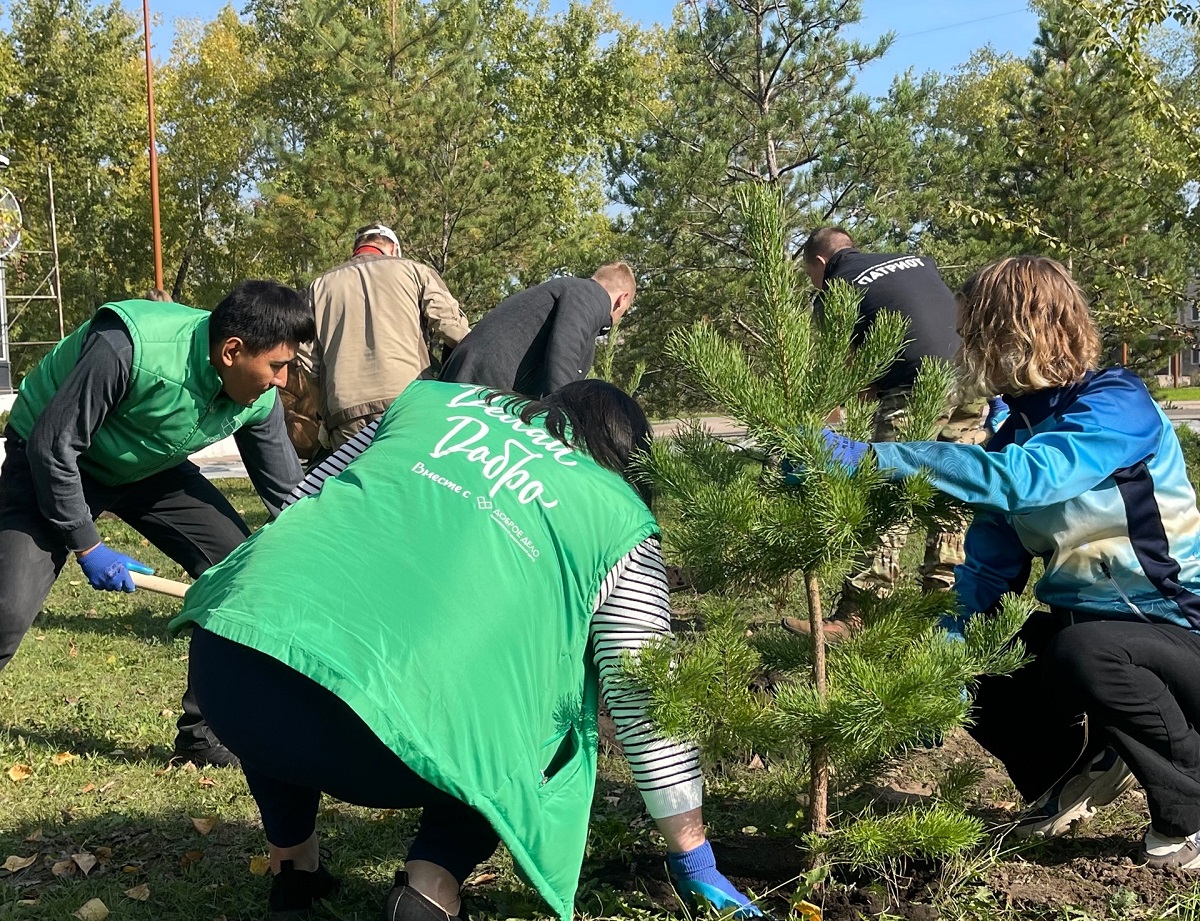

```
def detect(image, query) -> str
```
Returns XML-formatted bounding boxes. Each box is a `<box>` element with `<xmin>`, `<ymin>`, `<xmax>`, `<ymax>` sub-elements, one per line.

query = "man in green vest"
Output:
<box><xmin>173</xmin><ymin>379</ymin><xmax>758</xmax><ymax>921</ymax></box>
<box><xmin>0</xmin><ymin>280</ymin><xmax>315</xmax><ymax>767</ymax></box>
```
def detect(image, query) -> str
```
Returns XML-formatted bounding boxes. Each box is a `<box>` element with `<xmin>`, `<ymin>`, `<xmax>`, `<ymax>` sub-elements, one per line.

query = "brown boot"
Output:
<box><xmin>780</xmin><ymin>612</ymin><xmax>862</xmax><ymax>641</ymax></box>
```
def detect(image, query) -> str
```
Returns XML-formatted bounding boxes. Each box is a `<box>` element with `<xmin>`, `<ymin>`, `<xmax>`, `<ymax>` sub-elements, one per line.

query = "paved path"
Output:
<box><xmin>194</xmin><ymin>403</ymin><xmax>1200</xmax><ymax>480</ymax></box>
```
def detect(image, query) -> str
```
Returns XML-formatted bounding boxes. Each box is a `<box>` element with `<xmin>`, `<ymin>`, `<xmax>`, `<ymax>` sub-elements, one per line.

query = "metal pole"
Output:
<box><xmin>143</xmin><ymin>0</ymin><xmax>163</xmax><ymax>291</ymax></box>
<box><xmin>47</xmin><ymin>163</ymin><xmax>63</xmax><ymax>338</ymax></box>
<box><xmin>0</xmin><ymin>258</ymin><xmax>10</xmax><ymax>391</ymax></box>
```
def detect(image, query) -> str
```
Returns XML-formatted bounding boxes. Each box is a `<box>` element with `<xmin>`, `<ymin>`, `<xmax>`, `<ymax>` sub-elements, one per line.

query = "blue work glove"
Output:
<box><xmin>668</xmin><ymin>840</ymin><xmax>762</xmax><ymax>918</ymax></box>
<box><xmin>77</xmin><ymin>543</ymin><xmax>154</xmax><ymax>593</ymax></box>
<box><xmin>822</xmin><ymin>428</ymin><xmax>869</xmax><ymax>471</ymax></box>
<box><xmin>984</xmin><ymin>397</ymin><xmax>1009</xmax><ymax>434</ymax></box>
<box><xmin>938</xmin><ymin>614</ymin><xmax>968</xmax><ymax>642</ymax></box>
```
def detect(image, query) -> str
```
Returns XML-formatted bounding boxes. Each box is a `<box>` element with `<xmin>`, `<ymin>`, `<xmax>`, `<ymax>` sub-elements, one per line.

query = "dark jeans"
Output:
<box><xmin>189</xmin><ymin>628</ymin><xmax>500</xmax><ymax>882</ymax></box>
<box><xmin>973</xmin><ymin>611</ymin><xmax>1200</xmax><ymax>836</ymax></box>
<box><xmin>0</xmin><ymin>430</ymin><xmax>250</xmax><ymax>748</ymax></box>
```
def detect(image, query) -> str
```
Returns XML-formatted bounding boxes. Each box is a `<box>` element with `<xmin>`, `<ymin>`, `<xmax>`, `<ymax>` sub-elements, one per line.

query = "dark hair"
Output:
<box><xmin>802</xmin><ymin>226</ymin><xmax>854</xmax><ymax>265</ymax></box>
<box><xmin>209</xmin><ymin>280</ymin><xmax>315</xmax><ymax>353</ymax></box>
<box><xmin>485</xmin><ymin>379</ymin><xmax>654</xmax><ymax>506</ymax></box>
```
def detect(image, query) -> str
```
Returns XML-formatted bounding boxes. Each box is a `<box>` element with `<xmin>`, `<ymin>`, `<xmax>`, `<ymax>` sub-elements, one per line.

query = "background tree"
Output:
<box><xmin>917</xmin><ymin>0</ymin><xmax>1194</xmax><ymax>373</ymax></box>
<box><xmin>0</xmin><ymin>0</ymin><xmax>146</xmax><ymax>374</ymax></box>
<box><xmin>245</xmin><ymin>0</ymin><xmax>650</xmax><ymax>313</ymax></box>
<box><xmin>610</xmin><ymin>0</ymin><xmax>916</xmax><ymax>411</ymax></box>
<box><xmin>156</xmin><ymin>7</ymin><xmax>272</xmax><ymax>305</ymax></box>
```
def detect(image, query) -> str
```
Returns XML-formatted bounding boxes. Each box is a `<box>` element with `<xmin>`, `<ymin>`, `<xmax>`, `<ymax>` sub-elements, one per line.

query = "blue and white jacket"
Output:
<box><xmin>872</xmin><ymin>368</ymin><xmax>1200</xmax><ymax>632</ymax></box>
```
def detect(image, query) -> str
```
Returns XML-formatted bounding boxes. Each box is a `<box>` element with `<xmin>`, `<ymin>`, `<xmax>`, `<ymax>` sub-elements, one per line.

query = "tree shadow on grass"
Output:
<box><xmin>32</xmin><ymin>606</ymin><xmax>182</xmax><ymax>644</ymax></box>
<box><xmin>0</xmin><ymin>722</ymin><xmax>176</xmax><ymax>764</ymax></box>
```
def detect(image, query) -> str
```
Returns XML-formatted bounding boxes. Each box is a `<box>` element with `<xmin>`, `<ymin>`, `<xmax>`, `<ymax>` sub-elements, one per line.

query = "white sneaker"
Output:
<box><xmin>1142</xmin><ymin>828</ymin><xmax>1200</xmax><ymax>869</ymax></box>
<box><xmin>1013</xmin><ymin>748</ymin><xmax>1136</xmax><ymax>839</ymax></box>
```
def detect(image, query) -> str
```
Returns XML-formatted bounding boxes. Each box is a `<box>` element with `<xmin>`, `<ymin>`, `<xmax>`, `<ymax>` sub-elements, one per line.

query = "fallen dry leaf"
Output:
<box><xmin>794</xmin><ymin>899</ymin><xmax>822</xmax><ymax>921</ymax></box>
<box><xmin>79</xmin><ymin>783</ymin><xmax>96</xmax><ymax>794</ymax></box>
<box><xmin>98</xmin><ymin>781</ymin><xmax>116</xmax><ymax>793</ymax></box>
<box><xmin>190</xmin><ymin>817</ymin><xmax>216</xmax><ymax>835</ymax></box>
<box><xmin>7</xmin><ymin>764</ymin><xmax>31</xmax><ymax>782</ymax></box>
<box><xmin>68</xmin><ymin>643</ymin><xmax>77</xmax><ymax>657</ymax></box>
<box><xmin>197</xmin><ymin>776</ymin><xmax>217</xmax><ymax>788</ymax></box>
<box><xmin>51</xmin><ymin>752</ymin><xmax>78</xmax><ymax>766</ymax></box>
<box><xmin>51</xmin><ymin>859</ymin><xmax>76</xmax><ymax>878</ymax></box>
<box><xmin>121</xmin><ymin>865</ymin><xmax>139</xmax><ymax>874</ymax></box>
<box><xmin>3</xmin><ymin>854</ymin><xmax>36</xmax><ymax>872</ymax></box>
<box><xmin>180</xmin><ymin>849</ymin><xmax>204</xmax><ymax>870</ymax></box>
<box><xmin>123</xmin><ymin>884</ymin><xmax>149</xmax><ymax>901</ymax></box>
<box><xmin>248</xmin><ymin>855</ymin><xmax>270</xmax><ymax>876</ymax></box>
<box><xmin>181</xmin><ymin>761</ymin><xmax>198</xmax><ymax>774</ymax></box>
<box><xmin>159</xmin><ymin>709</ymin><xmax>174</xmax><ymax>718</ymax></box>
<box><xmin>23</xmin><ymin>828</ymin><xmax>41</xmax><ymax>843</ymax></box>
<box><xmin>71</xmin><ymin>852</ymin><xmax>97</xmax><ymax>876</ymax></box>
<box><xmin>94</xmin><ymin>846</ymin><xmax>112</xmax><ymax>859</ymax></box>
<box><xmin>72</xmin><ymin>897</ymin><xmax>109</xmax><ymax>921</ymax></box>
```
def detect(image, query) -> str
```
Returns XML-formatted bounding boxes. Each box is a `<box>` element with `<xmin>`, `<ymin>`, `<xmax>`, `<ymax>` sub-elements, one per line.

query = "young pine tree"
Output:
<box><xmin>628</xmin><ymin>184</ymin><xmax>1029</xmax><ymax>860</ymax></box>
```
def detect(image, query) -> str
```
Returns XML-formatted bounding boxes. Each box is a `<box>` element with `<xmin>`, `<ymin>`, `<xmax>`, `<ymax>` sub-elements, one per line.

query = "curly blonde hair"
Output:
<box><xmin>956</xmin><ymin>256</ymin><xmax>1101</xmax><ymax>397</ymax></box>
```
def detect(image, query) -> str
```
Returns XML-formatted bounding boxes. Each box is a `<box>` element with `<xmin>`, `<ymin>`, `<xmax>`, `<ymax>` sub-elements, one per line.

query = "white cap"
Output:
<box><xmin>354</xmin><ymin>224</ymin><xmax>400</xmax><ymax>250</ymax></box>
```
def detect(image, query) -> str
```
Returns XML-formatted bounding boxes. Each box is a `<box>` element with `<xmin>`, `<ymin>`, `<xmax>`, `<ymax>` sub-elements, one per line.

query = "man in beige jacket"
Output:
<box><xmin>300</xmin><ymin>224</ymin><xmax>470</xmax><ymax>449</ymax></box>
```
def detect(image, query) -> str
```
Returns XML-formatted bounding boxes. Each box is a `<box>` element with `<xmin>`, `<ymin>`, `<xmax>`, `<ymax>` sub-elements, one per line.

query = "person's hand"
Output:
<box><xmin>668</xmin><ymin>841</ymin><xmax>762</xmax><ymax>918</ymax></box>
<box><xmin>822</xmin><ymin>428</ymin><xmax>869</xmax><ymax>470</ymax></box>
<box><xmin>77</xmin><ymin>543</ymin><xmax>154</xmax><ymax>593</ymax></box>
<box><xmin>984</xmin><ymin>397</ymin><xmax>1010</xmax><ymax>434</ymax></box>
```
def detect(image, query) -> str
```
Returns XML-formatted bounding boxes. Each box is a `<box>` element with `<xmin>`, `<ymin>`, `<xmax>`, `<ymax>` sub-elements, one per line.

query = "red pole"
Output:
<box><xmin>143</xmin><ymin>0</ymin><xmax>163</xmax><ymax>291</ymax></box>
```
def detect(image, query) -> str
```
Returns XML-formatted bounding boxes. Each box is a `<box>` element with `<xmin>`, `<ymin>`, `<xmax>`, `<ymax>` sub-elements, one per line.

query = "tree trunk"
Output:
<box><xmin>805</xmin><ymin>570</ymin><xmax>828</xmax><ymax>836</ymax></box>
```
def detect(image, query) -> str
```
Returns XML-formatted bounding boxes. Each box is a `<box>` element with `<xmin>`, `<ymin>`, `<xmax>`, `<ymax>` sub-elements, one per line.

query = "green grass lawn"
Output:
<box><xmin>0</xmin><ymin>481</ymin><xmax>583</xmax><ymax>921</ymax></box>
<box><xmin>1159</xmin><ymin>387</ymin><xmax>1200</xmax><ymax>401</ymax></box>
<box><xmin>0</xmin><ymin>481</ymin><xmax>1191</xmax><ymax>921</ymax></box>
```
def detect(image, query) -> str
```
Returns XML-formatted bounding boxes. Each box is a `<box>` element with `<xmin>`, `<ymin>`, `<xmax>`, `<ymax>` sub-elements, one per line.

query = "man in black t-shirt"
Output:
<box><xmin>784</xmin><ymin>227</ymin><xmax>987</xmax><ymax>638</ymax></box>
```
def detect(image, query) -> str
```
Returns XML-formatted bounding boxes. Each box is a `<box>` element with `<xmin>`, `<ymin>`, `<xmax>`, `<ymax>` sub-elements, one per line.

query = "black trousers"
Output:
<box><xmin>0</xmin><ymin>430</ymin><xmax>250</xmax><ymax>748</ymax></box>
<box><xmin>189</xmin><ymin>628</ymin><xmax>500</xmax><ymax>882</ymax></box>
<box><xmin>972</xmin><ymin>611</ymin><xmax>1200</xmax><ymax>836</ymax></box>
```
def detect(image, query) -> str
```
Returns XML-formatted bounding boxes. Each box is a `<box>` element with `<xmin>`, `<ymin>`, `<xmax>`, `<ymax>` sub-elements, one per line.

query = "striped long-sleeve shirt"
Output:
<box><xmin>286</xmin><ymin>425</ymin><xmax>703</xmax><ymax>819</ymax></box>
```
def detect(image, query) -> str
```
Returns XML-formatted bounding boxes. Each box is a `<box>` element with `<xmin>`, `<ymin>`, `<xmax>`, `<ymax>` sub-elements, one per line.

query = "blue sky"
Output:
<box><xmin>139</xmin><ymin>0</ymin><xmax>1039</xmax><ymax>97</ymax></box>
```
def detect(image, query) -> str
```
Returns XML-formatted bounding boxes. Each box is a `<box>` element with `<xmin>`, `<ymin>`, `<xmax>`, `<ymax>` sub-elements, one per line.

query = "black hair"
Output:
<box><xmin>801</xmin><ymin>226</ymin><xmax>854</xmax><ymax>265</ymax></box>
<box><xmin>485</xmin><ymin>379</ymin><xmax>654</xmax><ymax>506</ymax></box>
<box><xmin>209</xmin><ymin>280</ymin><xmax>315</xmax><ymax>353</ymax></box>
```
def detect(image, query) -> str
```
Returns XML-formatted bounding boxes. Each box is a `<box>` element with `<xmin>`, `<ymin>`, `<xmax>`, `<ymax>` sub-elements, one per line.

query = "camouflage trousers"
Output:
<box><xmin>839</xmin><ymin>389</ymin><xmax>988</xmax><ymax>616</ymax></box>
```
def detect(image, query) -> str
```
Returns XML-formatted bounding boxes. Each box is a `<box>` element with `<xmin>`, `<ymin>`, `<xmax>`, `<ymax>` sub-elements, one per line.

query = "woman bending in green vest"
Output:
<box><xmin>172</xmin><ymin>379</ymin><xmax>759</xmax><ymax>921</ymax></box>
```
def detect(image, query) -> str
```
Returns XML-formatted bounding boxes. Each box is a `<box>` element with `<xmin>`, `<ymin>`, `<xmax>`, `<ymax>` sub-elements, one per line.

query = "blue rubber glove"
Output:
<box><xmin>984</xmin><ymin>397</ymin><xmax>1010</xmax><ymax>434</ymax></box>
<box><xmin>822</xmin><ymin>428</ymin><xmax>869</xmax><ymax>471</ymax></box>
<box><xmin>668</xmin><ymin>841</ymin><xmax>762</xmax><ymax>918</ymax></box>
<box><xmin>77</xmin><ymin>543</ymin><xmax>154</xmax><ymax>593</ymax></box>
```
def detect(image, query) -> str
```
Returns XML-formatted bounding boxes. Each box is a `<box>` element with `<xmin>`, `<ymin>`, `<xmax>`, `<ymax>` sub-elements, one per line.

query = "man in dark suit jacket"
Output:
<box><xmin>441</xmin><ymin>262</ymin><xmax>635</xmax><ymax>398</ymax></box>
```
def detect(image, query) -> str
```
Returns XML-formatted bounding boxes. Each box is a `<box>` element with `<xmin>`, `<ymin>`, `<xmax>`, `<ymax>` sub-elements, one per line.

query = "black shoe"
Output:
<box><xmin>269</xmin><ymin>859</ymin><xmax>342</xmax><ymax>920</ymax></box>
<box><xmin>382</xmin><ymin>871</ymin><xmax>464</xmax><ymax>921</ymax></box>
<box><xmin>173</xmin><ymin>724</ymin><xmax>241</xmax><ymax>769</ymax></box>
<box><xmin>172</xmin><ymin>740</ymin><xmax>241</xmax><ymax>769</ymax></box>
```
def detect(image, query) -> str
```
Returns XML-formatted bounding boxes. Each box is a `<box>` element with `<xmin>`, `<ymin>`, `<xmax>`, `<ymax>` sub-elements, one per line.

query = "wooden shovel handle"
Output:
<box><xmin>130</xmin><ymin>572</ymin><xmax>190</xmax><ymax>598</ymax></box>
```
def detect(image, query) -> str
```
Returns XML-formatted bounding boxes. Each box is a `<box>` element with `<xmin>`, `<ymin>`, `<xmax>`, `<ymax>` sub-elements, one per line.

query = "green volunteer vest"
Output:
<box><xmin>8</xmin><ymin>300</ymin><xmax>276</xmax><ymax>485</ymax></box>
<box><xmin>171</xmin><ymin>380</ymin><xmax>659</xmax><ymax>919</ymax></box>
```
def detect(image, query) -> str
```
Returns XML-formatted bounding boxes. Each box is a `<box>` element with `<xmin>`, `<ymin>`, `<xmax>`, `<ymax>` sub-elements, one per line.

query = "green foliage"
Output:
<box><xmin>590</xmin><ymin>318</ymin><xmax>645</xmax><ymax>395</ymax></box>
<box><xmin>609</xmin><ymin>0</ymin><xmax>910</xmax><ymax>411</ymax></box>
<box><xmin>632</xmin><ymin>185</ymin><xmax>1029</xmax><ymax>859</ymax></box>
<box><xmin>245</xmin><ymin>0</ymin><xmax>651</xmax><ymax>313</ymax></box>
<box><xmin>1177</xmin><ymin>424</ymin><xmax>1200</xmax><ymax>495</ymax></box>
<box><xmin>813</xmin><ymin>803</ymin><xmax>985</xmax><ymax>871</ymax></box>
<box><xmin>917</xmin><ymin>1</ymin><xmax>1194</xmax><ymax>374</ymax></box>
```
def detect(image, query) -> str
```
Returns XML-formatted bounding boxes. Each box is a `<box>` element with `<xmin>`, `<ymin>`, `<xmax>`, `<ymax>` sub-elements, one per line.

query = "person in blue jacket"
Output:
<box><xmin>821</xmin><ymin>255</ymin><xmax>1200</xmax><ymax>867</ymax></box>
